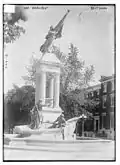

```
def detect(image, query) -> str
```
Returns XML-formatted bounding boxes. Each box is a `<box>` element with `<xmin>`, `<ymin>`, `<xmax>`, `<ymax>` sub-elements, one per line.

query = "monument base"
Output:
<box><xmin>41</xmin><ymin>106</ymin><xmax>62</xmax><ymax>123</ymax></box>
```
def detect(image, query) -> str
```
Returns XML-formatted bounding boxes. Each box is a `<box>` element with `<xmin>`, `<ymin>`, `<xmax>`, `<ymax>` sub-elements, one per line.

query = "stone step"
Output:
<box><xmin>5</xmin><ymin>134</ymin><xmax>113</xmax><ymax>146</ymax></box>
<box><xmin>4</xmin><ymin>141</ymin><xmax>114</xmax><ymax>153</ymax></box>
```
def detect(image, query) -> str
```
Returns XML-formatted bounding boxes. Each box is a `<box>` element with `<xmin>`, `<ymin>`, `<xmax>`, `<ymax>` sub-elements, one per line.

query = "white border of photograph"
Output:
<box><xmin>0</xmin><ymin>0</ymin><xmax>119</xmax><ymax>165</ymax></box>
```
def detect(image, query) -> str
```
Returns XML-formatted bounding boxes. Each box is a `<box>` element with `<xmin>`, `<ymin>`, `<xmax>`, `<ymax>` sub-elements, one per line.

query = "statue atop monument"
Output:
<box><xmin>40</xmin><ymin>10</ymin><xmax>70</xmax><ymax>54</ymax></box>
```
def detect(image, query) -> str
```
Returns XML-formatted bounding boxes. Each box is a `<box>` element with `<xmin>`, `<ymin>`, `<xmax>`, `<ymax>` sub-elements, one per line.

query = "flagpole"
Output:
<box><xmin>54</xmin><ymin>10</ymin><xmax>70</xmax><ymax>31</ymax></box>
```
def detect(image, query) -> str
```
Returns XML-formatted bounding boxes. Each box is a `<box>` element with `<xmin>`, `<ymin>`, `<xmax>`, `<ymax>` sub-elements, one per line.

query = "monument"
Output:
<box><xmin>35</xmin><ymin>10</ymin><xmax>70</xmax><ymax>123</ymax></box>
<box><xmin>35</xmin><ymin>52</ymin><xmax>62</xmax><ymax>122</ymax></box>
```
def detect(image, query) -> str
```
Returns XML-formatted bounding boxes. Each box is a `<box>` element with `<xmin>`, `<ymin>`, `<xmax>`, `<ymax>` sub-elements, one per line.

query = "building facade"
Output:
<box><xmin>99</xmin><ymin>75</ymin><xmax>115</xmax><ymax>132</ymax></box>
<box><xmin>85</xmin><ymin>74</ymin><xmax>115</xmax><ymax>134</ymax></box>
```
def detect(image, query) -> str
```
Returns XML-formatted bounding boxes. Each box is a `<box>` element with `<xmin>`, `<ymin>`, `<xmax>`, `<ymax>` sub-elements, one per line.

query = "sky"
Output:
<box><xmin>4</xmin><ymin>5</ymin><xmax>114</xmax><ymax>93</ymax></box>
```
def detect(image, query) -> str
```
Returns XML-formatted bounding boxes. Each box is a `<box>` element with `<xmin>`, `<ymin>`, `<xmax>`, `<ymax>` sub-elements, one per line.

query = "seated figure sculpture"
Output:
<box><xmin>48</xmin><ymin>113</ymin><xmax>66</xmax><ymax>140</ymax></box>
<box><xmin>49</xmin><ymin>113</ymin><xmax>66</xmax><ymax>128</ymax></box>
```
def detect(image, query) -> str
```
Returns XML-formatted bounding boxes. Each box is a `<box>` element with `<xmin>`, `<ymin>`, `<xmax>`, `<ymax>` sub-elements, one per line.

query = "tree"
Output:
<box><xmin>4</xmin><ymin>5</ymin><xmax>28</xmax><ymax>46</ymax></box>
<box><xmin>84</xmin><ymin>98</ymin><xmax>100</xmax><ymax>115</ymax></box>
<box><xmin>5</xmin><ymin>84</ymin><xmax>35</xmax><ymax>109</ymax></box>
<box><xmin>4</xmin><ymin>21</ymin><xmax>25</xmax><ymax>45</ymax></box>
<box><xmin>22</xmin><ymin>56</ymin><xmax>38</xmax><ymax>87</ymax></box>
<box><xmin>4</xmin><ymin>85</ymin><xmax>35</xmax><ymax>132</ymax></box>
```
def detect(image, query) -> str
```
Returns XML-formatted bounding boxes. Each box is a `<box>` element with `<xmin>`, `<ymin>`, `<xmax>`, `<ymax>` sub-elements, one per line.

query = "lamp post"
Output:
<box><xmin>80</xmin><ymin>114</ymin><xmax>87</xmax><ymax>137</ymax></box>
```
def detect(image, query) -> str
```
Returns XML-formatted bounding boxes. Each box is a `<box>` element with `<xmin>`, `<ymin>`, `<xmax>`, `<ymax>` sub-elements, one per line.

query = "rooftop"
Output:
<box><xmin>99</xmin><ymin>74</ymin><xmax>115</xmax><ymax>82</ymax></box>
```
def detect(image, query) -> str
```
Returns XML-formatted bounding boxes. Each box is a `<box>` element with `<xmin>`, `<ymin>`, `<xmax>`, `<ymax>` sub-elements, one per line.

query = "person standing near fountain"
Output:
<box><xmin>29</xmin><ymin>100</ymin><xmax>43</xmax><ymax>129</ymax></box>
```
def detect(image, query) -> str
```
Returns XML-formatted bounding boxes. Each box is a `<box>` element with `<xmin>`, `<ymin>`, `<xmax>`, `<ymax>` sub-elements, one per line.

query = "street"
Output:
<box><xmin>4</xmin><ymin>140</ymin><xmax>115</xmax><ymax>160</ymax></box>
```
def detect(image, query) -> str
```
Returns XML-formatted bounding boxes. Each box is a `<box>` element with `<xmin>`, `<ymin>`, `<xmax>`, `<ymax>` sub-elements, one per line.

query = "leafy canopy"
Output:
<box><xmin>5</xmin><ymin>84</ymin><xmax>35</xmax><ymax>111</ymax></box>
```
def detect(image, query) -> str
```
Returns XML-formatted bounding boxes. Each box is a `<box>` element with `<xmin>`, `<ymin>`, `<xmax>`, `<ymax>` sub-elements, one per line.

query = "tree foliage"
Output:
<box><xmin>4</xmin><ymin>85</ymin><xmax>35</xmax><ymax>132</ymax></box>
<box><xmin>60</xmin><ymin>88</ymin><xmax>100</xmax><ymax>120</ymax></box>
<box><xmin>5</xmin><ymin>84</ymin><xmax>35</xmax><ymax>111</ymax></box>
<box><xmin>4</xmin><ymin>20</ymin><xmax>25</xmax><ymax>44</ymax></box>
<box><xmin>3</xmin><ymin>5</ymin><xmax>28</xmax><ymax>45</ymax></box>
<box><xmin>22</xmin><ymin>56</ymin><xmax>38</xmax><ymax>87</ymax></box>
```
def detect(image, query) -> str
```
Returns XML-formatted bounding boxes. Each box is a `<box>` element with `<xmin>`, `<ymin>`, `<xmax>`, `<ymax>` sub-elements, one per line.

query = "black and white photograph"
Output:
<box><xmin>3</xmin><ymin>4</ymin><xmax>115</xmax><ymax>161</ymax></box>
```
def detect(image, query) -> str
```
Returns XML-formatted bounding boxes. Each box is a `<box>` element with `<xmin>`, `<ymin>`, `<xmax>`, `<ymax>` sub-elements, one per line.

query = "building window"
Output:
<box><xmin>110</xmin><ymin>112</ymin><xmax>114</xmax><ymax>129</ymax></box>
<box><xmin>103</xmin><ymin>83</ymin><xmax>107</xmax><ymax>93</ymax></box>
<box><xmin>102</xmin><ymin>95</ymin><xmax>107</xmax><ymax>108</ymax></box>
<box><xmin>102</xmin><ymin>112</ymin><xmax>106</xmax><ymax>129</ymax></box>
<box><xmin>111</xmin><ymin>94</ymin><xmax>114</xmax><ymax>106</ymax></box>
<box><xmin>111</xmin><ymin>80</ymin><xmax>114</xmax><ymax>91</ymax></box>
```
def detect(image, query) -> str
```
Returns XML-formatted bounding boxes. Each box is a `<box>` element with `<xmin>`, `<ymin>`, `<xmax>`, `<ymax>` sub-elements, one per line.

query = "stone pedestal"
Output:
<box><xmin>35</xmin><ymin>53</ymin><xmax>62</xmax><ymax>122</ymax></box>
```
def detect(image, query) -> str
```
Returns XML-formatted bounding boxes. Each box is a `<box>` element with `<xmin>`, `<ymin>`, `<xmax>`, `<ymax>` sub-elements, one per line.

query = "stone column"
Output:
<box><xmin>49</xmin><ymin>77</ymin><xmax>54</xmax><ymax>99</ymax></box>
<box><xmin>48</xmin><ymin>77</ymin><xmax>54</xmax><ymax>106</ymax></box>
<box><xmin>39</xmin><ymin>71</ymin><xmax>46</xmax><ymax>105</ymax></box>
<box><xmin>35</xmin><ymin>73</ymin><xmax>40</xmax><ymax>104</ymax></box>
<box><xmin>53</xmin><ymin>73</ymin><xmax>60</xmax><ymax>108</ymax></box>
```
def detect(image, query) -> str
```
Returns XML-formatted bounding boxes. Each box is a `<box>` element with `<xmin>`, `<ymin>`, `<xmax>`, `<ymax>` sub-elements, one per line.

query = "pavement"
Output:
<box><xmin>4</xmin><ymin>139</ymin><xmax>115</xmax><ymax>161</ymax></box>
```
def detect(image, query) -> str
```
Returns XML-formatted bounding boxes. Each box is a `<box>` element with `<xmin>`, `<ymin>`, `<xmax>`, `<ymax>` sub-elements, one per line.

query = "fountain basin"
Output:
<box><xmin>4</xmin><ymin>133</ymin><xmax>112</xmax><ymax>146</ymax></box>
<box><xmin>4</xmin><ymin>134</ymin><xmax>114</xmax><ymax>160</ymax></box>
